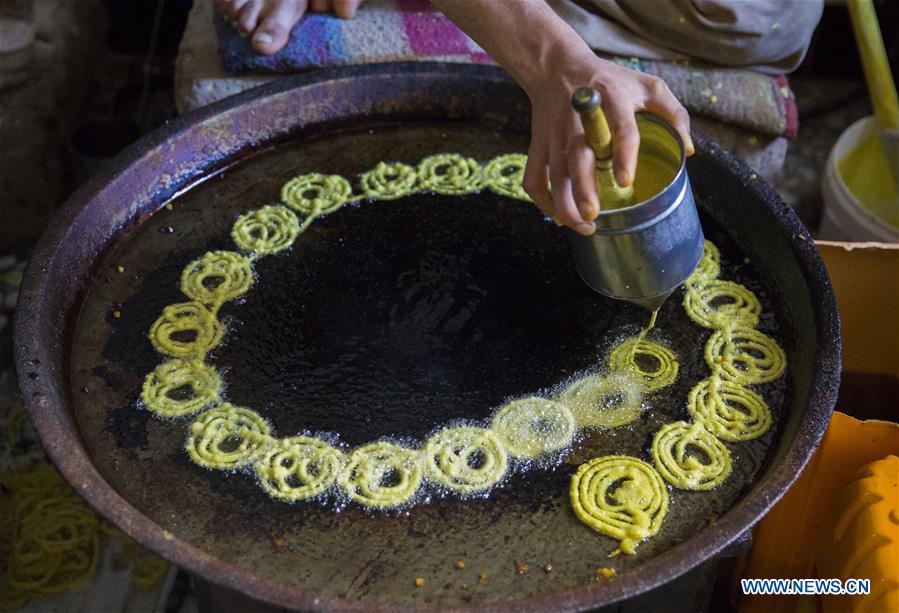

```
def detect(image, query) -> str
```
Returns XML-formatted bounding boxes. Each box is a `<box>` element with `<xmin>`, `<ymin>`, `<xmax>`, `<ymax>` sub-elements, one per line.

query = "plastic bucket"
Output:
<box><xmin>820</xmin><ymin>115</ymin><xmax>899</xmax><ymax>242</ymax></box>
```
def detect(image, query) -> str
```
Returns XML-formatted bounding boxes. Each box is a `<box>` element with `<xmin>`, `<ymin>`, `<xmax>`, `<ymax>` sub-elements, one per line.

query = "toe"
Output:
<box><xmin>215</xmin><ymin>0</ymin><xmax>249</xmax><ymax>23</ymax></box>
<box><xmin>236</xmin><ymin>0</ymin><xmax>263</xmax><ymax>36</ymax></box>
<box><xmin>252</xmin><ymin>0</ymin><xmax>307</xmax><ymax>55</ymax></box>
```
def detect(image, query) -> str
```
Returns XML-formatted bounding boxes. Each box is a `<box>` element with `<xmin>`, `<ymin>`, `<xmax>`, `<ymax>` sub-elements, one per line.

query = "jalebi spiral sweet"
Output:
<box><xmin>281</xmin><ymin>173</ymin><xmax>354</xmax><ymax>216</ymax></box>
<box><xmin>651</xmin><ymin>421</ymin><xmax>732</xmax><ymax>489</ymax></box>
<box><xmin>140</xmin><ymin>359</ymin><xmax>222</xmax><ymax>417</ymax></box>
<box><xmin>569</xmin><ymin>455</ymin><xmax>669</xmax><ymax>555</ymax></box>
<box><xmin>417</xmin><ymin>153</ymin><xmax>481</xmax><ymax>195</ymax></box>
<box><xmin>148</xmin><ymin>301</ymin><xmax>224</xmax><ymax>359</ymax></box>
<box><xmin>481</xmin><ymin>153</ymin><xmax>530</xmax><ymax>201</ymax></box>
<box><xmin>1</xmin><ymin>475</ymin><xmax>100</xmax><ymax>605</ymax></box>
<box><xmin>359</xmin><ymin>161</ymin><xmax>418</xmax><ymax>200</ymax></box>
<box><xmin>704</xmin><ymin>326</ymin><xmax>786</xmax><ymax>385</ymax></box>
<box><xmin>686</xmin><ymin>239</ymin><xmax>720</xmax><ymax>285</ymax></box>
<box><xmin>1</xmin><ymin>467</ymin><xmax>169</xmax><ymax>608</ymax></box>
<box><xmin>339</xmin><ymin>441</ymin><xmax>423</xmax><ymax>508</ymax></box>
<box><xmin>491</xmin><ymin>397</ymin><xmax>576</xmax><ymax>458</ymax></box>
<box><xmin>609</xmin><ymin>337</ymin><xmax>679</xmax><ymax>392</ymax></box>
<box><xmin>423</xmin><ymin>426</ymin><xmax>508</xmax><ymax>494</ymax></box>
<box><xmin>558</xmin><ymin>373</ymin><xmax>644</xmax><ymax>428</ymax></box>
<box><xmin>186</xmin><ymin>403</ymin><xmax>273</xmax><ymax>469</ymax></box>
<box><xmin>675</xmin><ymin>240</ymin><xmax>782</xmax><ymax>475</ymax></box>
<box><xmin>180</xmin><ymin>250</ymin><xmax>254</xmax><ymax>306</ymax></box>
<box><xmin>231</xmin><ymin>205</ymin><xmax>300</xmax><ymax>256</ymax></box>
<box><xmin>683</xmin><ymin>280</ymin><xmax>762</xmax><ymax>329</ymax></box>
<box><xmin>686</xmin><ymin>377</ymin><xmax>773</xmax><ymax>442</ymax></box>
<box><xmin>138</xmin><ymin>162</ymin><xmax>788</xmax><ymax>529</ymax></box>
<box><xmin>254</xmin><ymin>436</ymin><xmax>344</xmax><ymax>501</ymax></box>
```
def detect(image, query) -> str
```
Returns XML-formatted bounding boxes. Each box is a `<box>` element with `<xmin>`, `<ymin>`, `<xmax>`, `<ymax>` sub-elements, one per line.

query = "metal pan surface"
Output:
<box><xmin>15</xmin><ymin>63</ymin><xmax>839</xmax><ymax>611</ymax></box>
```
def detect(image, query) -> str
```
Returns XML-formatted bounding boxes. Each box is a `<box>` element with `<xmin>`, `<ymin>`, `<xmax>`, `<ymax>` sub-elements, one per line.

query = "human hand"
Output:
<box><xmin>215</xmin><ymin>0</ymin><xmax>364</xmax><ymax>55</ymax></box>
<box><xmin>522</xmin><ymin>54</ymin><xmax>693</xmax><ymax>235</ymax></box>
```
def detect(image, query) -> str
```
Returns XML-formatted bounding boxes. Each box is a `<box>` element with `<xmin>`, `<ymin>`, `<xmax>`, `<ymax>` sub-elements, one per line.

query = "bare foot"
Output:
<box><xmin>214</xmin><ymin>0</ymin><xmax>364</xmax><ymax>55</ymax></box>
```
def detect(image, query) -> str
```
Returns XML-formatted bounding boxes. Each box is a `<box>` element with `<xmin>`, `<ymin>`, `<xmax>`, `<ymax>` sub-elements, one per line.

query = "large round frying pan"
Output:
<box><xmin>15</xmin><ymin>63</ymin><xmax>839</xmax><ymax>611</ymax></box>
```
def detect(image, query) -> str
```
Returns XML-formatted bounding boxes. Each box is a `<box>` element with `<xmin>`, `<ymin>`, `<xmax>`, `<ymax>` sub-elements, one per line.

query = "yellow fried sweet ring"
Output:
<box><xmin>339</xmin><ymin>441</ymin><xmax>423</xmax><ymax>508</ymax></box>
<box><xmin>569</xmin><ymin>455</ymin><xmax>669</xmax><ymax>555</ymax></box>
<box><xmin>0</xmin><ymin>467</ymin><xmax>123</xmax><ymax>607</ymax></box>
<box><xmin>686</xmin><ymin>239</ymin><xmax>721</xmax><ymax>285</ymax></box>
<box><xmin>281</xmin><ymin>173</ymin><xmax>354</xmax><ymax>216</ymax></box>
<box><xmin>491</xmin><ymin>397</ymin><xmax>576</xmax><ymax>458</ymax></box>
<box><xmin>651</xmin><ymin>421</ymin><xmax>733</xmax><ymax>490</ymax></box>
<box><xmin>704</xmin><ymin>326</ymin><xmax>786</xmax><ymax>385</ymax></box>
<box><xmin>423</xmin><ymin>426</ymin><xmax>508</xmax><ymax>494</ymax></box>
<box><xmin>148</xmin><ymin>301</ymin><xmax>224</xmax><ymax>359</ymax></box>
<box><xmin>140</xmin><ymin>359</ymin><xmax>222</xmax><ymax>417</ymax></box>
<box><xmin>254</xmin><ymin>436</ymin><xmax>345</xmax><ymax>501</ymax></box>
<box><xmin>6</xmin><ymin>497</ymin><xmax>100</xmax><ymax>596</ymax></box>
<box><xmin>186</xmin><ymin>403</ymin><xmax>273</xmax><ymax>469</ymax></box>
<box><xmin>417</xmin><ymin>153</ymin><xmax>482</xmax><ymax>195</ymax></box>
<box><xmin>683</xmin><ymin>279</ymin><xmax>762</xmax><ymax>330</ymax></box>
<box><xmin>558</xmin><ymin>373</ymin><xmax>644</xmax><ymax>428</ymax></box>
<box><xmin>609</xmin><ymin>337</ymin><xmax>679</xmax><ymax>392</ymax></box>
<box><xmin>180</xmin><ymin>250</ymin><xmax>254</xmax><ymax>306</ymax></box>
<box><xmin>481</xmin><ymin>153</ymin><xmax>530</xmax><ymax>201</ymax></box>
<box><xmin>141</xmin><ymin>164</ymin><xmax>793</xmax><ymax>526</ymax></box>
<box><xmin>231</xmin><ymin>205</ymin><xmax>300</xmax><ymax>256</ymax></box>
<box><xmin>686</xmin><ymin>376</ymin><xmax>773</xmax><ymax>442</ymax></box>
<box><xmin>359</xmin><ymin>161</ymin><xmax>418</xmax><ymax>200</ymax></box>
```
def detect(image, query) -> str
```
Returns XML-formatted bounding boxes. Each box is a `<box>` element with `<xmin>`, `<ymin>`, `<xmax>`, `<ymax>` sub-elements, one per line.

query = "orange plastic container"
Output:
<box><xmin>737</xmin><ymin>241</ymin><xmax>899</xmax><ymax>613</ymax></box>
<box><xmin>818</xmin><ymin>455</ymin><xmax>899</xmax><ymax>613</ymax></box>
<box><xmin>738</xmin><ymin>413</ymin><xmax>898</xmax><ymax>613</ymax></box>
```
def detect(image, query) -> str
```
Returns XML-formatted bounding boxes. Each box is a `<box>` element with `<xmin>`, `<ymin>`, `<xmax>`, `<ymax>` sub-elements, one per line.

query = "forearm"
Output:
<box><xmin>430</xmin><ymin>0</ymin><xmax>595</xmax><ymax>96</ymax></box>
<box><xmin>431</xmin><ymin>0</ymin><xmax>692</xmax><ymax>236</ymax></box>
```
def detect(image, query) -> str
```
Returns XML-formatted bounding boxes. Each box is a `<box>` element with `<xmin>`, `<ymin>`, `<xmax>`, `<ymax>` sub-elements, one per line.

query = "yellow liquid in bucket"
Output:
<box><xmin>837</xmin><ymin>131</ymin><xmax>899</xmax><ymax>228</ymax></box>
<box><xmin>600</xmin><ymin>117</ymin><xmax>680</xmax><ymax>210</ymax></box>
<box><xmin>633</xmin><ymin>152</ymin><xmax>677</xmax><ymax>204</ymax></box>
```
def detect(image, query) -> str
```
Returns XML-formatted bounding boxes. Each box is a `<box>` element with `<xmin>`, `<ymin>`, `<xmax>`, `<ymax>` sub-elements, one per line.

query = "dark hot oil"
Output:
<box><xmin>68</xmin><ymin>123</ymin><xmax>788</xmax><ymax>606</ymax></box>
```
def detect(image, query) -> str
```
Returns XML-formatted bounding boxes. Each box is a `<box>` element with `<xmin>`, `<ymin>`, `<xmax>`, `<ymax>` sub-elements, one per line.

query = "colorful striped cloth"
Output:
<box><xmin>215</xmin><ymin>0</ymin><xmax>797</xmax><ymax>139</ymax></box>
<box><xmin>215</xmin><ymin>0</ymin><xmax>492</xmax><ymax>72</ymax></box>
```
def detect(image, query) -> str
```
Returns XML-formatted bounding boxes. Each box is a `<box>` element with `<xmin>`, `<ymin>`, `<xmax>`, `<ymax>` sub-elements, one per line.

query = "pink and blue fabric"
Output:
<box><xmin>216</xmin><ymin>0</ymin><xmax>492</xmax><ymax>73</ymax></box>
<box><xmin>214</xmin><ymin>0</ymin><xmax>796</xmax><ymax>141</ymax></box>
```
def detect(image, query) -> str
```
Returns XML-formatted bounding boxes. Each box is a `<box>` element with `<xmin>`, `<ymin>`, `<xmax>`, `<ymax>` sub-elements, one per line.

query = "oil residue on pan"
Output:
<box><xmin>67</xmin><ymin>123</ymin><xmax>788</xmax><ymax>607</ymax></box>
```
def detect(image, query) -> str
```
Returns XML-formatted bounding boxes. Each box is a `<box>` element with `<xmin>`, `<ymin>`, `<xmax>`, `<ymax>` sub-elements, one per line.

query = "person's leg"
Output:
<box><xmin>214</xmin><ymin>0</ymin><xmax>362</xmax><ymax>55</ymax></box>
<box><xmin>548</xmin><ymin>0</ymin><xmax>823</xmax><ymax>74</ymax></box>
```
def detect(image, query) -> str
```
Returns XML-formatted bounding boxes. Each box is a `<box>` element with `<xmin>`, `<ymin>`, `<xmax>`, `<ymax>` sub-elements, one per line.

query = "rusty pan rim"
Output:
<box><xmin>14</xmin><ymin>62</ymin><xmax>840</xmax><ymax>612</ymax></box>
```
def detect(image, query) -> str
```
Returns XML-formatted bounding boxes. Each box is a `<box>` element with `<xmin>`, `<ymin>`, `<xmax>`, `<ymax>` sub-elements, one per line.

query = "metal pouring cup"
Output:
<box><xmin>565</xmin><ymin>113</ymin><xmax>704</xmax><ymax>311</ymax></box>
